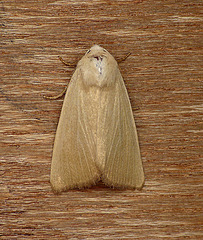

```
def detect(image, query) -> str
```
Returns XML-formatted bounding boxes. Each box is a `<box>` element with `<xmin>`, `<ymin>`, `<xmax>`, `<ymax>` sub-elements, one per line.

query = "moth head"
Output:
<box><xmin>85</xmin><ymin>44</ymin><xmax>106</xmax><ymax>55</ymax></box>
<box><xmin>78</xmin><ymin>45</ymin><xmax>118</xmax><ymax>88</ymax></box>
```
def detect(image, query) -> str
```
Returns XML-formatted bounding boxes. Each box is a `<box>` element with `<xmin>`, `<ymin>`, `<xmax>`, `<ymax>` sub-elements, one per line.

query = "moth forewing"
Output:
<box><xmin>50</xmin><ymin>72</ymin><xmax>100</xmax><ymax>192</ymax></box>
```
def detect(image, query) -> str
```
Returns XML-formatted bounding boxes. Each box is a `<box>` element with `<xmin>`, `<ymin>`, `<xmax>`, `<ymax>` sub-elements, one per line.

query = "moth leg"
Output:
<box><xmin>117</xmin><ymin>52</ymin><xmax>131</xmax><ymax>64</ymax></box>
<box><xmin>44</xmin><ymin>86</ymin><xmax>67</xmax><ymax>100</ymax></box>
<box><xmin>58</xmin><ymin>56</ymin><xmax>77</xmax><ymax>67</ymax></box>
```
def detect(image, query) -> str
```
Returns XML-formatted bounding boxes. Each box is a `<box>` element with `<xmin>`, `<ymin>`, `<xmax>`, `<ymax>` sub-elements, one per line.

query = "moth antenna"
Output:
<box><xmin>44</xmin><ymin>86</ymin><xmax>67</xmax><ymax>100</ymax></box>
<box><xmin>58</xmin><ymin>56</ymin><xmax>77</xmax><ymax>67</ymax></box>
<box><xmin>117</xmin><ymin>52</ymin><xmax>131</xmax><ymax>64</ymax></box>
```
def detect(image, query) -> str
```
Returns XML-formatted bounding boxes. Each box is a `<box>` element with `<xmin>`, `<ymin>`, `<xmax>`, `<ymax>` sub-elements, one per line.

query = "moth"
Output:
<box><xmin>48</xmin><ymin>45</ymin><xmax>144</xmax><ymax>192</ymax></box>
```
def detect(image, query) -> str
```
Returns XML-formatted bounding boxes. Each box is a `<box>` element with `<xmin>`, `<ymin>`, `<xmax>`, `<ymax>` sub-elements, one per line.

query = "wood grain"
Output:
<box><xmin>1</xmin><ymin>0</ymin><xmax>202</xmax><ymax>239</ymax></box>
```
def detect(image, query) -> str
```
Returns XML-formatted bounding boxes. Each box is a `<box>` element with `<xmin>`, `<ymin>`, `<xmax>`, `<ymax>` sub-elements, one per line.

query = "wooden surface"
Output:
<box><xmin>1</xmin><ymin>0</ymin><xmax>202</xmax><ymax>239</ymax></box>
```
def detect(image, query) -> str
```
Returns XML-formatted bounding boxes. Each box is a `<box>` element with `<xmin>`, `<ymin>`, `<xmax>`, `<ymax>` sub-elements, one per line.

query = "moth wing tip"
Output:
<box><xmin>135</xmin><ymin>180</ymin><xmax>145</xmax><ymax>190</ymax></box>
<box><xmin>50</xmin><ymin>175</ymin><xmax>100</xmax><ymax>193</ymax></box>
<box><xmin>102</xmin><ymin>176</ymin><xmax>145</xmax><ymax>190</ymax></box>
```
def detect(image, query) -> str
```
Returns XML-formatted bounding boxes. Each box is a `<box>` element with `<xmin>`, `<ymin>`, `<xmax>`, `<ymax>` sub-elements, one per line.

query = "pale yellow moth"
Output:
<box><xmin>49</xmin><ymin>45</ymin><xmax>144</xmax><ymax>192</ymax></box>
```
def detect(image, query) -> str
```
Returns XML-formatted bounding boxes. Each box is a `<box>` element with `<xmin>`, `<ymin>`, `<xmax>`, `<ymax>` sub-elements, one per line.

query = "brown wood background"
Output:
<box><xmin>1</xmin><ymin>0</ymin><xmax>202</xmax><ymax>239</ymax></box>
